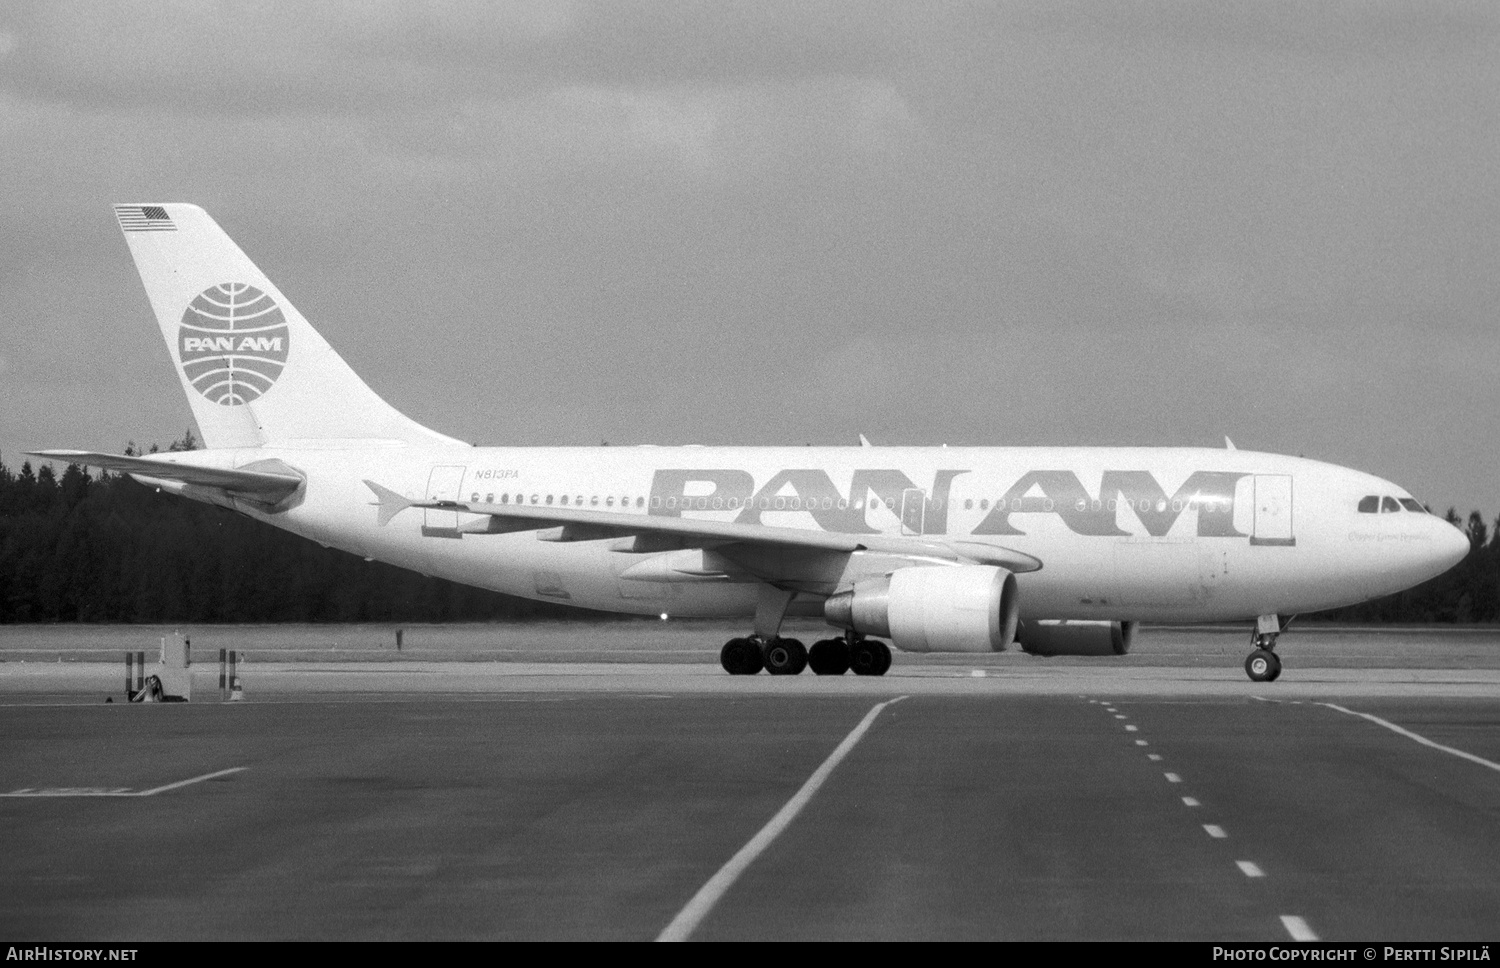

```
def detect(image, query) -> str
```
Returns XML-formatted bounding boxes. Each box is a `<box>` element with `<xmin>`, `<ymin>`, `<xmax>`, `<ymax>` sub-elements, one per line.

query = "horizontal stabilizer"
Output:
<box><xmin>30</xmin><ymin>450</ymin><xmax>303</xmax><ymax>502</ymax></box>
<box><xmin>363</xmin><ymin>479</ymin><xmax>417</xmax><ymax>527</ymax></box>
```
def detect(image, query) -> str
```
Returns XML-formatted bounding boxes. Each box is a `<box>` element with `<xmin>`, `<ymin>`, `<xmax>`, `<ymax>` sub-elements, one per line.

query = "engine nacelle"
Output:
<box><xmin>823</xmin><ymin>565</ymin><xmax>1020</xmax><ymax>653</ymax></box>
<box><xmin>1017</xmin><ymin>620</ymin><xmax>1136</xmax><ymax>656</ymax></box>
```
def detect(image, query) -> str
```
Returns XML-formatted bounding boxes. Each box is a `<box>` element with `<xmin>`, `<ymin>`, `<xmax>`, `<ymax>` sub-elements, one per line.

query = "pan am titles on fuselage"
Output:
<box><xmin>33</xmin><ymin>204</ymin><xmax>1471</xmax><ymax>681</ymax></box>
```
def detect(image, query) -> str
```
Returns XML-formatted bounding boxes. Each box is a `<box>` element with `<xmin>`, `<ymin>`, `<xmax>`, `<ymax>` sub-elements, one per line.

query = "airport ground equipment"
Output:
<box><xmin>121</xmin><ymin>638</ymin><xmax>243</xmax><ymax>701</ymax></box>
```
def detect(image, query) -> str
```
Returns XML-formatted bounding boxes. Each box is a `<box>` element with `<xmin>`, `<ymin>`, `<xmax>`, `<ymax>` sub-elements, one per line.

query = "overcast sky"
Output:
<box><xmin>1</xmin><ymin>2</ymin><xmax>1496</xmax><ymax>513</ymax></box>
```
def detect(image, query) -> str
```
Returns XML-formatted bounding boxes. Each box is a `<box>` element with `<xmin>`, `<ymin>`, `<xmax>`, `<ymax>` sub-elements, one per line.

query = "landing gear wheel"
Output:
<box><xmin>808</xmin><ymin>639</ymin><xmax>851</xmax><ymax>676</ymax></box>
<box><xmin>1244</xmin><ymin>648</ymin><xmax>1280</xmax><ymax>683</ymax></box>
<box><xmin>851</xmin><ymin>639</ymin><xmax>891</xmax><ymax>677</ymax></box>
<box><xmin>721</xmin><ymin>637</ymin><xmax>764</xmax><ymax>675</ymax></box>
<box><xmin>763</xmin><ymin>637</ymin><xmax>808</xmax><ymax>676</ymax></box>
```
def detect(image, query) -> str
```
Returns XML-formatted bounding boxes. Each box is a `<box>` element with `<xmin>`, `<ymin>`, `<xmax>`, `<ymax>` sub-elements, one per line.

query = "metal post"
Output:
<box><xmin>219</xmin><ymin>648</ymin><xmax>227</xmax><ymax>698</ymax></box>
<box><xmin>126</xmin><ymin>651</ymin><xmax>133</xmax><ymax>699</ymax></box>
<box><xmin>136</xmin><ymin>651</ymin><xmax>145</xmax><ymax>694</ymax></box>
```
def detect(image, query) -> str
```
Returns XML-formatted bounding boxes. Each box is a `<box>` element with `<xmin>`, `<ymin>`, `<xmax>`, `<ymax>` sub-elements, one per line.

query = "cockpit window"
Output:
<box><xmin>1358</xmin><ymin>495</ymin><xmax>1379</xmax><ymax>513</ymax></box>
<box><xmin>1399</xmin><ymin>498</ymin><xmax>1425</xmax><ymax>513</ymax></box>
<box><xmin>1381</xmin><ymin>496</ymin><xmax>1401</xmax><ymax>513</ymax></box>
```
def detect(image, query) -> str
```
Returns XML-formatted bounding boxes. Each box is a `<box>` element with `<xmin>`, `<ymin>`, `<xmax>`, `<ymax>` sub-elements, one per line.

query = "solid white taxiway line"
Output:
<box><xmin>0</xmin><ymin>767</ymin><xmax>248</xmax><ymax>797</ymax></box>
<box><xmin>1281</xmin><ymin>915</ymin><xmax>1319</xmax><ymax>941</ymax></box>
<box><xmin>656</xmin><ymin>696</ymin><xmax>909</xmax><ymax>942</ymax></box>
<box><xmin>1320</xmin><ymin>703</ymin><xmax>1500</xmax><ymax>774</ymax></box>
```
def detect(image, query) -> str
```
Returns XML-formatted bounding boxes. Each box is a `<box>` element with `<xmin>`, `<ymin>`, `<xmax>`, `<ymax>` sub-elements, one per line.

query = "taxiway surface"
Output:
<box><xmin>1</xmin><ymin>624</ymin><xmax>1498</xmax><ymax>941</ymax></box>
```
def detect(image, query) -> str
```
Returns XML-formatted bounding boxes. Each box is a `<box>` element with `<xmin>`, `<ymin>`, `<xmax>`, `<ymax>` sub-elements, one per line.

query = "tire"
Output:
<box><xmin>721</xmin><ymin>637</ymin><xmax>761</xmax><ymax>675</ymax></box>
<box><xmin>809</xmin><ymin>639</ymin><xmax>850</xmax><ymax>676</ymax></box>
<box><xmin>851</xmin><ymin>640</ymin><xmax>882</xmax><ymax>676</ymax></box>
<box><xmin>872</xmin><ymin>640</ymin><xmax>892</xmax><ymax>676</ymax></box>
<box><xmin>1244</xmin><ymin>649</ymin><xmax>1276</xmax><ymax>682</ymax></box>
<box><xmin>765</xmin><ymin>637</ymin><xmax>807</xmax><ymax>676</ymax></box>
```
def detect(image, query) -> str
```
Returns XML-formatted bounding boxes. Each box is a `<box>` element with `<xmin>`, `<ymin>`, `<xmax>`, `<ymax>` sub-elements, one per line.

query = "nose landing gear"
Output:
<box><xmin>1243</xmin><ymin>614</ymin><xmax>1289</xmax><ymax>682</ymax></box>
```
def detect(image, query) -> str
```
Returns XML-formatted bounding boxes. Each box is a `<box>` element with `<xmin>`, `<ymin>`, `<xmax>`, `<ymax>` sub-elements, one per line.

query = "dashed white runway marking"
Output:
<box><xmin>1164</xmin><ymin>772</ymin><xmax>1182</xmax><ymax>783</ymax></box>
<box><xmin>1281</xmin><ymin>915</ymin><xmax>1318</xmax><ymax>941</ymax></box>
<box><xmin>1182</xmin><ymin>796</ymin><xmax>1200</xmax><ymax>807</ymax></box>
<box><xmin>1114</xmin><ymin>714</ymin><xmax>1126</xmax><ymax>719</ymax></box>
<box><xmin>0</xmin><ymin>767</ymin><xmax>248</xmax><ymax>798</ymax></box>
<box><xmin>1237</xmin><ymin>861</ymin><xmax>1265</xmax><ymax>878</ymax></box>
<box><xmin>1321</xmin><ymin>703</ymin><xmax>1500</xmax><ymax>774</ymax></box>
<box><xmin>1135</xmin><ymin>739</ymin><xmax>1148</xmax><ymax>746</ymax></box>
<box><xmin>1125</xmin><ymin>724</ymin><xmax>1139</xmax><ymax>732</ymax></box>
<box><xmin>656</xmin><ymin>695</ymin><xmax>909</xmax><ymax>942</ymax></box>
<box><xmin>1148</xmin><ymin>753</ymin><xmax>1162</xmax><ymax>761</ymax></box>
<box><xmin>1203</xmin><ymin>824</ymin><xmax>1227</xmax><ymax>838</ymax></box>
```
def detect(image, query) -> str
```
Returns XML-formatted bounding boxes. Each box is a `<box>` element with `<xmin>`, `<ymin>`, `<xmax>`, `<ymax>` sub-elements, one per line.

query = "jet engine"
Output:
<box><xmin>823</xmin><ymin>565</ymin><xmax>1020</xmax><ymax>653</ymax></box>
<box><xmin>1017</xmin><ymin>620</ymin><xmax>1136</xmax><ymax>656</ymax></box>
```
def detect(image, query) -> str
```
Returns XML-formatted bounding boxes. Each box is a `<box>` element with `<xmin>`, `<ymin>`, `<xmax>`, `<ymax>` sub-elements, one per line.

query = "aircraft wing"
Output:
<box><xmin>30</xmin><ymin>450</ymin><xmax>304</xmax><ymax>502</ymax></box>
<box><xmin>365</xmin><ymin>480</ymin><xmax>1041</xmax><ymax>572</ymax></box>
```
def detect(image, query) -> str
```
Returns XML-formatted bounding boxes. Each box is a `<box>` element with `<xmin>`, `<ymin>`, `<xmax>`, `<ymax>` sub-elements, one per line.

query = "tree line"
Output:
<box><xmin>0</xmin><ymin>434</ymin><xmax>571</xmax><ymax>623</ymax></box>
<box><xmin>0</xmin><ymin>436</ymin><xmax>1495</xmax><ymax>624</ymax></box>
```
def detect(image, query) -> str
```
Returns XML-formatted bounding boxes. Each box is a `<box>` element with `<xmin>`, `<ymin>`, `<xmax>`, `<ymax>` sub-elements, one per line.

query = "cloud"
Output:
<box><xmin>0</xmin><ymin>1</ymin><xmax>907</xmax><ymax>117</ymax></box>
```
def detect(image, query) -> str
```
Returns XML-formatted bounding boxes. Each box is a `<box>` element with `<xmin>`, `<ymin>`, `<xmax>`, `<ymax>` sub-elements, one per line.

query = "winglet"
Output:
<box><xmin>858</xmin><ymin>434</ymin><xmax>873</xmax><ymax>447</ymax></box>
<box><xmin>1224</xmin><ymin>436</ymin><xmax>1237</xmax><ymax>450</ymax></box>
<box><xmin>365</xmin><ymin>480</ymin><xmax>415</xmax><ymax>527</ymax></box>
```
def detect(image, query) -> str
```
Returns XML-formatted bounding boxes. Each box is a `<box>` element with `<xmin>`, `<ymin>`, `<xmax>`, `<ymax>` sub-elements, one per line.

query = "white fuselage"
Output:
<box><xmin>176</xmin><ymin>443</ymin><xmax>1467</xmax><ymax>625</ymax></box>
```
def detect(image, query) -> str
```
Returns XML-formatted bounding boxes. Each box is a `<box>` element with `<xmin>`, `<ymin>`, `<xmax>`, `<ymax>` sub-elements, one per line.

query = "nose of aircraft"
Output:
<box><xmin>1437</xmin><ymin>517</ymin><xmax>1472</xmax><ymax>570</ymax></box>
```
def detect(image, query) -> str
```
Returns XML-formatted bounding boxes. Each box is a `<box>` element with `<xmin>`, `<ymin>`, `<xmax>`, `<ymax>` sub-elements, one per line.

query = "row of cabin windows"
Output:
<box><xmin>1358</xmin><ymin>495</ymin><xmax>1426</xmax><ymax>514</ymax></box>
<box><xmin>475</xmin><ymin>492</ymin><xmax>645</xmax><ymax>509</ymax></box>
<box><xmin>472</xmin><ymin>493</ymin><xmax>899</xmax><ymax>511</ymax></box>
<box><xmin>962</xmin><ymin>497</ymin><xmax>1226</xmax><ymax>513</ymax></box>
<box><xmin>466</xmin><ymin>492</ymin><xmax>1226</xmax><ymax>515</ymax></box>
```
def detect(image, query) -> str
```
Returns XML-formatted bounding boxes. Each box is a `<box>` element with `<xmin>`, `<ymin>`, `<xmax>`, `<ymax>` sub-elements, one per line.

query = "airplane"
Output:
<box><xmin>33</xmin><ymin>204</ymin><xmax>1470</xmax><ymax>681</ymax></box>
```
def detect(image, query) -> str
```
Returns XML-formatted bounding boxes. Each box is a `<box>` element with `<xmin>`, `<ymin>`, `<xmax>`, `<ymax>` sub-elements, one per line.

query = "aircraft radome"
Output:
<box><xmin>34</xmin><ymin>204</ymin><xmax>1471</xmax><ymax>680</ymax></box>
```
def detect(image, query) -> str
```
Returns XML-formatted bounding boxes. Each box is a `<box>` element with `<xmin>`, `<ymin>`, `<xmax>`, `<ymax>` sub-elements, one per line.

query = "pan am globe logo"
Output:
<box><xmin>177</xmin><ymin>283</ymin><xmax>290</xmax><ymax>406</ymax></box>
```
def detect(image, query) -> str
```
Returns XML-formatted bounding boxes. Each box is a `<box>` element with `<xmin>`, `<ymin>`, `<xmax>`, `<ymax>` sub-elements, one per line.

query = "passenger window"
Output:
<box><xmin>1357</xmin><ymin>496</ymin><xmax>1379</xmax><ymax>513</ymax></box>
<box><xmin>590</xmin><ymin>496</ymin><xmax>599</xmax><ymax>507</ymax></box>
<box><xmin>501</xmin><ymin>494</ymin><xmax>509</xmax><ymax>504</ymax></box>
<box><xmin>471</xmin><ymin>492</ymin><xmax>479</xmax><ymax>502</ymax></box>
<box><xmin>964</xmin><ymin>499</ymin><xmax>974</xmax><ymax>510</ymax></box>
<box><xmin>1381</xmin><ymin>496</ymin><xmax>1400</xmax><ymax>513</ymax></box>
<box><xmin>636</xmin><ymin>497</ymin><xmax>644</xmax><ymax>508</ymax></box>
<box><xmin>606</xmin><ymin>497</ymin><xmax>615</xmax><ymax>507</ymax></box>
<box><xmin>560</xmin><ymin>495</ymin><xmax>569</xmax><ymax>506</ymax></box>
<box><xmin>981</xmin><ymin>499</ymin><xmax>989</xmax><ymax>510</ymax></box>
<box><xmin>1400</xmin><ymin>498</ymin><xmax>1424</xmax><ymax>513</ymax></box>
<box><xmin>486</xmin><ymin>493</ymin><xmax>494</xmax><ymax>504</ymax></box>
<box><xmin>546</xmin><ymin>495</ymin><xmax>554</xmax><ymax>505</ymax></box>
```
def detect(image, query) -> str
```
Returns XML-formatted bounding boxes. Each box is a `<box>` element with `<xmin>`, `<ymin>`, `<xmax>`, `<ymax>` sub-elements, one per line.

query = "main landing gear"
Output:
<box><xmin>720</xmin><ymin>632</ymin><xmax>891</xmax><ymax>677</ymax></box>
<box><xmin>1243</xmin><ymin>613</ymin><xmax>1288</xmax><ymax>682</ymax></box>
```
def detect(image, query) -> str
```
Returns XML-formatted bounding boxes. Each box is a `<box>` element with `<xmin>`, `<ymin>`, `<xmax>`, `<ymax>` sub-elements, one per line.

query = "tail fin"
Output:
<box><xmin>113</xmin><ymin>203</ymin><xmax>464</xmax><ymax>450</ymax></box>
